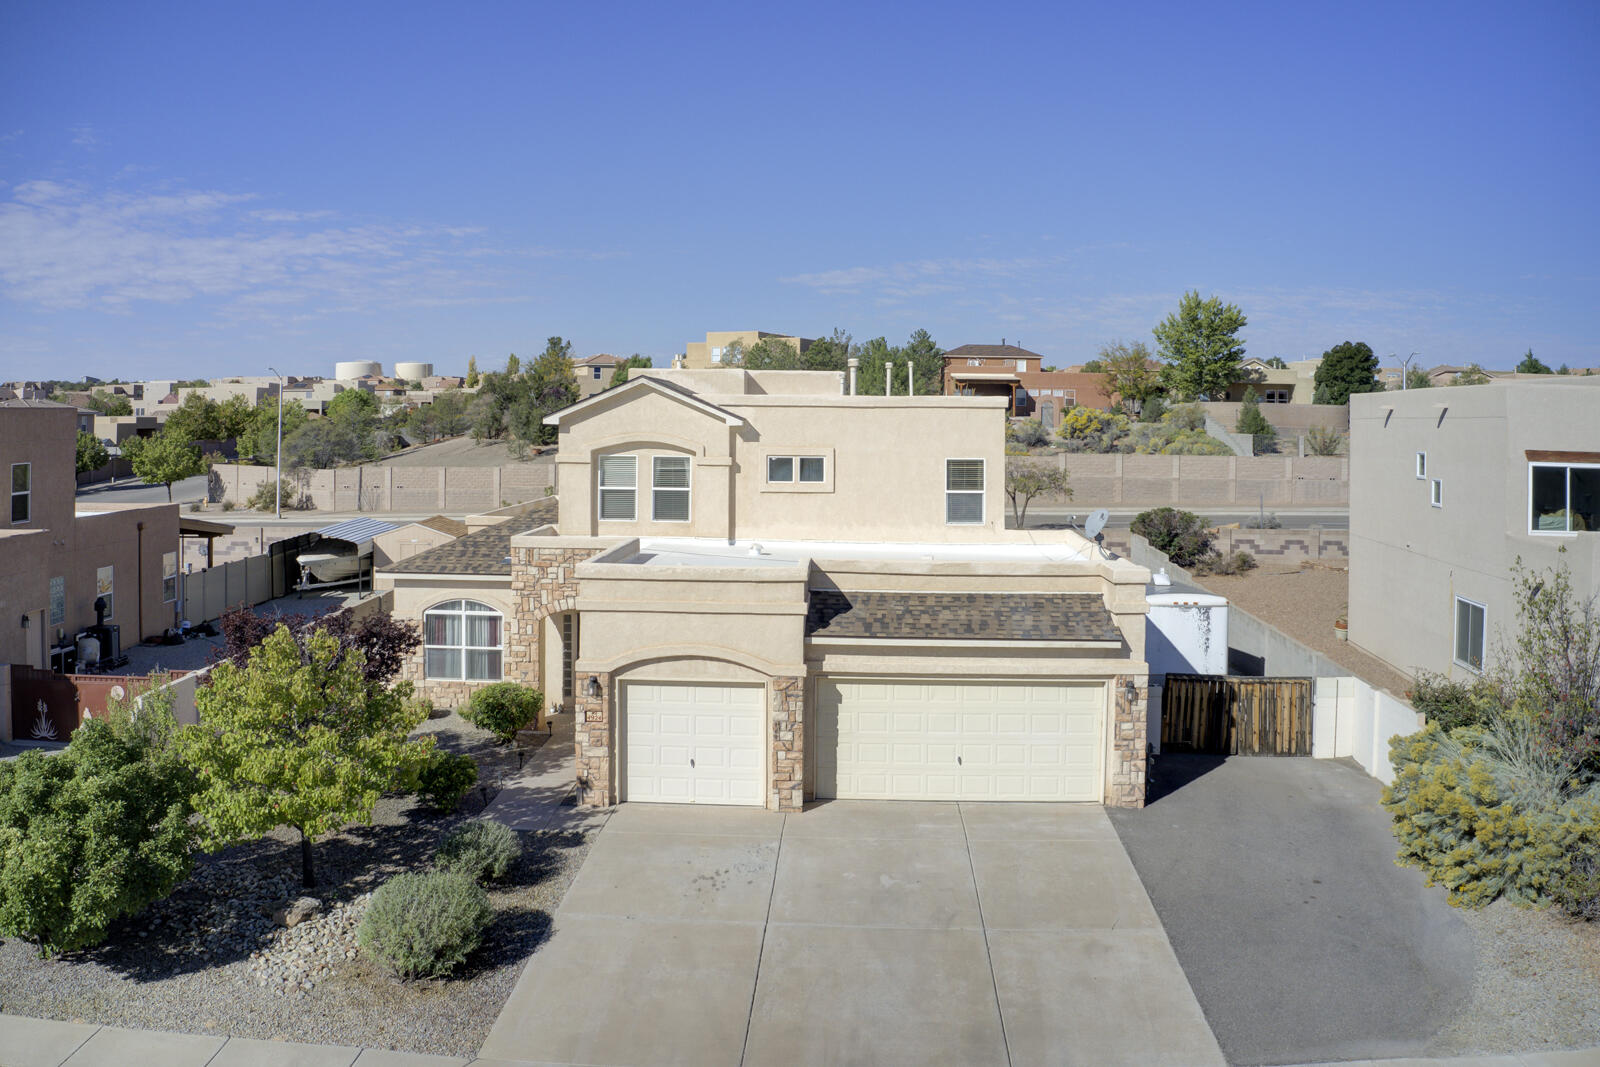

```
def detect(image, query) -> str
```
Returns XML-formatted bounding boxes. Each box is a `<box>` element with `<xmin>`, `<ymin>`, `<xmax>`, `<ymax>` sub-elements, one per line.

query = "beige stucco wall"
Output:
<box><xmin>1348</xmin><ymin>379</ymin><xmax>1600</xmax><ymax>680</ymax></box>
<box><xmin>372</xmin><ymin>523</ymin><xmax>460</xmax><ymax>568</ymax></box>
<box><xmin>551</xmin><ymin>384</ymin><xmax>1014</xmax><ymax>543</ymax></box>
<box><xmin>682</xmin><ymin>331</ymin><xmax>811</xmax><ymax>370</ymax></box>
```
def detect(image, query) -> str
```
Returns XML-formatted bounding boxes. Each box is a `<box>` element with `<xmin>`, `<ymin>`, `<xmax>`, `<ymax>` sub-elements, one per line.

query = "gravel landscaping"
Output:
<box><xmin>0</xmin><ymin>713</ymin><xmax>590</xmax><ymax>1056</ymax></box>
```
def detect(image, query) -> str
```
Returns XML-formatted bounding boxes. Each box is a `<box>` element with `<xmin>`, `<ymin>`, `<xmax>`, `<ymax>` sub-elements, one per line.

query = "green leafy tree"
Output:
<box><xmin>177</xmin><ymin>625</ymin><xmax>430</xmax><ymax>887</ymax></box>
<box><xmin>1262</xmin><ymin>356</ymin><xmax>1289</xmax><ymax>369</ymax></box>
<box><xmin>1516</xmin><ymin>349</ymin><xmax>1552</xmax><ymax>374</ymax></box>
<box><xmin>0</xmin><ymin>721</ymin><xmax>195</xmax><ymax>956</ymax></box>
<box><xmin>1152</xmin><ymin>290</ymin><xmax>1248</xmax><ymax>401</ymax></box>
<box><xmin>404</xmin><ymin>389</ymin><xmax>473</xmax><ymax>442</ymax></box>
<box><xmin>1080</xmin><ymin>359</ymin><xmax>1106</xmax><ymax>373</ymax></box>
<box><xmin>1557</xmin><ymin>364</ymin><xmax>1572</xmax><ymax>375</ymax></box>
<box><xmin>85</xmin><ymin>390</ymin><xmax>133</xmax><ymax>416</ymax></box>
<box><xmin>162</xmin><ymin>393</ymin><xmax>224</xmax><ymax>441</ymax></box>
<box><xmin>854</xmin><ymin>329</ymin><xmax>943</xmax><ymax>396</ymax></box>
<box><xmin>1235</xmin><ymin>388</ymin><xmax>1273</xmax><ymax>451</ymax></box>
<box><xmin>1004</xmin><ymin>458</ymin><xmax>1073</xmax><ymax>527</ymax></box>
<box><xmin>124</xmin><ymin>429</ymin><xmax>205</xmax><ymax>500</ymax></box>
<box><xmin>742</xmin><ymin>335</ymin><xmax>807</xmax><ymax>369</ymax></box>
<box><xmin>247</xmin><ymin>397</ymin><xmax>308</xmax><ymax>464</ymax></box>
<box><xmin>802</xmin><ymin>328</ymin><xmax>854</xmax><ymax>372</ymax></box>
<box><xmin>514</xmin><ymin>336</ymin><xmax>581</xmax><ymax>446</ymax></box>
<box><xmin>75</xmin><ymin>430</ymin><xmax>109</xmax><ymax>474</ymax></box>
<box><xmin>1098</xmin><ymin>340</ymin><xmax>1162</xmax><ymax>409</ymax></box>
<box><xmin>215</xmin><ymin>393</ymin><xmax>257</xmax><ymax>439</ymax></box>
<box><xmin>609</xmin><ymin>354</ymin><xmax>653</xmax><ymax>387</ymax></box>
<box><xmin>283</xmin><ymin>417</ymin><xmax>365</xmax><ymax>468</ymax></box>
<box><xmin>465</xmin><ymin>356</ymin><xmax>480</xmax><ymax>388</ymax></box>
<box><xmin>1131</xmin><ymin>507</ymin><xmax>1215</xmax><ymax>568</ymax></box>
<box><xmin>327</xmin><ymin>386</ymin><xmax>379</xmax><ymax>425</ymax></box>
<box><xmin>1405</xmin><ymin>366</ymin><xmax>1433</xmax><ymax>389</ymax></box>
<box><xmin>1451</xmin><ymin>364</ymin><xmax>1492</xmax><ymax>386</ymax></box>
<box><xmin>1312</xmin><ymin>341</ymin><xmax>1382</xmax><ymax>405</ymax></box>
<box><xmin>901</xmin><ymin>328</ymin><xmax>945</xmax><ymax>394</ymax></box>
<box><xmin>505</xmin><ymin>353</ymin><xmax>520</xmax><ymax>376</ymax></box>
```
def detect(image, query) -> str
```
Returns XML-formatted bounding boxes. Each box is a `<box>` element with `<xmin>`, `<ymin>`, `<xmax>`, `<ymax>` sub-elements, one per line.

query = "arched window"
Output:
<box><xmin>424</xmin><ymin>599</ymin><xmax>502</xmax><ymax>681</ymax></box>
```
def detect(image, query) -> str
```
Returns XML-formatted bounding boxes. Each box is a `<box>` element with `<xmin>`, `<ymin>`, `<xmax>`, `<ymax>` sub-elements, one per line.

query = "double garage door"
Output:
<box><xmin>622</xmin><ymin>679</ymin><xmax>1105</xmax><ymax>806</ymax></box>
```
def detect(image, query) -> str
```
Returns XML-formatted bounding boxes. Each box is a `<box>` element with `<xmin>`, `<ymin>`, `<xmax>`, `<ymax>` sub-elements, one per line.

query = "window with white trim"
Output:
<box><xmin>1416</xmin><ymin>452</ymin><xmax>1427</xmax><ymax>479</ymax></box>
<box><xmin>1454</xmin><ymin>597</ymin><xmax>1485</xmax><ymax>672</ymax></box>
<box><xmin>1529</xmin><ymin>461</ymin><xmax>1600</xmax><ymax>533</ymax></box>
<box><xmin>424</xmin><ymin>599</ymin><xmax>503</xmax><ymax>681</ymax></box>
<box><xmin>598</xmin><ymin>455</ymin><xmax>637</xmax><ymax>520</ymax></box>
<box><xmin>710</xmin><ymin>346</ymin><xmax>725</xmax><ymax>364</ymax></box>
<box><xmin>10</xmin><ymin>463</ymin><xmax>29</xmax><ymax>524</ymax></box>
<box><xmin>652</xmin><ymin>455</ymin><xmax>691</xmax><ymax>521</ymax></box>
<box><xmin>162</xmin><ymin>551</ymin><xmax>177</xmax><ymax>603</ymax></box>
<box><xmin>767</xmin><ymin>455</ymin><xmax>826</xmax><ymax>483</ymax></box>
<box><xmin>946</xmin><ymin>458</ymin><xmax>985</xmax><ymax>524</ymax></box>
<box><xmin>1430</xmin><ymin>479</ymin><xmax>1443</xmax><ymax>507</ymax></box>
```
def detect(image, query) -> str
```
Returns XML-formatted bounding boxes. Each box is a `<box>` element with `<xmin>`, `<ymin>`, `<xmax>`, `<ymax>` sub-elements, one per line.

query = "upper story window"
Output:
<box><xmin>424</xmin><ymin>599</ymin><xmax>503</xmax><ymax>681</ymax></box>
<box><xmin>966</xmin><ymin>358</ymin><xmax>982</xmax><ymax>366</ymax></box>
<box><xmin>1017</xmin><ymin>359</ymin><xmax>1029</xmax><ymax>372</ymax></box>
<box><xmin>1430</xmin><ymin>479</ymin><xmax>1443</xmax><ymax>508</ymax></box>
<box><xmin>1530</xmin><ymin>461</ymin><xmax>1599</xmax><ymax>533</ymax></box>
<box><xmin>10</xmin><ymin>463</ymin><xmax>29</xmax><ymax>524</ymax></box>
<box><xmin>946</xmin><ymin>459</ymin><xmax>985</xmax><ymax>524</ymax></box>
<box><xmin>598</xmin><ymin>455</ymin><xmax>637</xmax><ymax>521</ymax></box>
<box><xmin>768</xmin><ymin>455</ymin><xmax>825</xmax><ymax>483</ymax></box>
<box><xmin>652</xmin><ymin>456</ymin><xmax>691</xmax><ymax>521</ymax></box>
<box><xmin>591</xmin><ymin>366</ymin><xmax>603</xmax><ymax>380</ymax></box>
<box><xmin>1264</xmin><ymin>389</ymin><xmax>1290</xmax><ymax>403</ymax></box>
<box><xmin>1415</xmin><ymin>452</ymin><xmax>1427</xmax><ymax>479</ymax></box>
<box><xmin>710</xmin><ymin>346</ymin><xmax>725</xmax><ymax>364</ymax></box>
<box><xmin>1454</xmin><ymin>596</ymin><xmax>1485</xmax><ymax>672</ymax></box>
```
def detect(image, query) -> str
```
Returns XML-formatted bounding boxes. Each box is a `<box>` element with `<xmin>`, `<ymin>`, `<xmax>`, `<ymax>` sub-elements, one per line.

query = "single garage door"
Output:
<box><xmin>817</xmin><ymin>679</ymin><xmax>1104</xmax><ymax>801</ymax></box>
<box><xmin>623</xmin><ymin>683</ymin><xmax>765</xmax><ymax>805</ymax></box>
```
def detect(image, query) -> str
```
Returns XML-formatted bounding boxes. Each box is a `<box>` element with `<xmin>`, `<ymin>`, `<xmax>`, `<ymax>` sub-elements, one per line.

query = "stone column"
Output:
<box><xmin>574</xmin><ymin>671</ymin><xmax>613</xmax><ymax>807</ymax></box>
<box><xmin>769</xmin><ymin>676</ymin><xmax>804</xmax><ymax>812</ymax></box>
<box><xmin>1105</xmin><ymin>675</ymin><xmax>1148</xmax><ymax>808</ymax></box>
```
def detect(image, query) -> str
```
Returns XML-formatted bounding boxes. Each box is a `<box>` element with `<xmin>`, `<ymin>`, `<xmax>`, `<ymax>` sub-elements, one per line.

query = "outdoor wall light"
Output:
<box><xmin>19</xmin><ymin>614</ymin><xmax>29</xmax><ymax>629</ymax></box>
<box><xmin>586</xmin><ymin>675</ymin><xmax>601</xmax><ymax>699</ymax></box>
<box><xmin>1124</xmin><ymin>679</ymin><xmax>1138</xmax><ymax>703</ymax></box>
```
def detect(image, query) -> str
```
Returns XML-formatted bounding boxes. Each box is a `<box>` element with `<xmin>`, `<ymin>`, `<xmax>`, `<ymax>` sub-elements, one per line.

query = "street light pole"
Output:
<box><xmin>268</xmin><ymin>366</ymin><xmax>283</xmax><ymax>519</ymax></box>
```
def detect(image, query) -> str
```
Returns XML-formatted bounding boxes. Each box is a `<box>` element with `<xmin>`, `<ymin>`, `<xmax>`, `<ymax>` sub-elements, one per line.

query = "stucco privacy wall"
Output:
<box><xmin>1043</xmin><ymin>453</ymin><xmax>1348</xmax><ymax>506</ymax></box>
<box><xmin>1312</xmin><ymin>676</ymin><xmax>1425</xmax><ymax>785</ymax></box>
<box><xmin>209</xmin><ymin>462</ymin><xmax>553</xmax><ymax>512</ymax></box>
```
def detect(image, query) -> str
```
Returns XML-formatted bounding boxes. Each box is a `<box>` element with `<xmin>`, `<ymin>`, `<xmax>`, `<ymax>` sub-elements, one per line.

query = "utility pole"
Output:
<box><xmin>268</xmin><ymin>366</ymin><xmax>283</xmax><ymax>518</ymax></box>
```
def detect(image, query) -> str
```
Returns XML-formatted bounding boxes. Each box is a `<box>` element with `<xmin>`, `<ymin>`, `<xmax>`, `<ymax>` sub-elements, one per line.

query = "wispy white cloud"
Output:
<box><xmin>782</xmin><ymin>256</ymin><xmax>1058</xmax><ymax>300</ymax></box>
<box><xmin>70</xmin><ymin>126</ymin><xmax>98</xmax><ymax>147</ymax></box>
<box><xmin>0</xmin><ymin>178</ymin><xmax>598</xmax><ymax>321</ymax></box>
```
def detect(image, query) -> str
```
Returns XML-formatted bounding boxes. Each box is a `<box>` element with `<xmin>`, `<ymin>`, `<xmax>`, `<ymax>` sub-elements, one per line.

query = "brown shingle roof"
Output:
<box><xmin>415</xmin><ymin>514</ymin><xmax>469</xmax><ymax>537</ymax></box>
<box><xmin>944</xmin><ymin>343</ymin><xmax>1048</xmax><ymax>361</ymax></box>
<box><xmin>805</xmin><ymin>590</ymin><xmax>1122</xmax><ymax>643</ymax></box>
<box><xmin>382</xmin><ymin>497</ymin><xmax>558</xmax><ymax>575</ymax></box>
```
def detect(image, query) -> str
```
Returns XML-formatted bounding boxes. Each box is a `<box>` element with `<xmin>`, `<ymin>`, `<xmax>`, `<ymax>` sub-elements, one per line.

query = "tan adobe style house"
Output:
<box><xmin>1</xmin><ymin>400</ymin><xmax>184</xmax><ymax>739</ymax></box>
<box><xmin>377</xmin><ymin>368</ymin><xmax>1154</xmax><ymax>813</ymax></box>
<box><xmin>1348</xmin><ymin>376</ymin><xmax>1600</xmax><ymax>681</ymax></box>
<box><xmin>681</xmin><ymin>330</ymin><xmax>813</xmax><ymax>370</ymax></box>
<box><xmin>572</xmin><ymin>353</ymin><xmax>625</xmax><ymax>398</ymax></box>
<box><xmin>943</xmin><ymin>343</ymin><xmax>1115</xmax><ymax>424</ymax></box>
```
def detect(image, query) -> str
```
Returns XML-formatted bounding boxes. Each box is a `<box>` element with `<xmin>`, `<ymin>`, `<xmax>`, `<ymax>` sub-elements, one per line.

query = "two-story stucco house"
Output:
<box><xmin>378</xmin><ymin>369</ymin><xmax>1154</xmax><ymax>811</ymax></box>
<box><xmin>1348</xmin><ymin>377</ymin><xmax>1600</xmax><ymax>680</ymax></box>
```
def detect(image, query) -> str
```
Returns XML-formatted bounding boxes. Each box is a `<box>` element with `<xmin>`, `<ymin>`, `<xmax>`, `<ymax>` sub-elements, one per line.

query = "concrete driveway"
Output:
<box><xmin>481</xmin><ymin>800</ymin><xmax>1223</xmax><ymax>1067</ymax></box>
<box><xmin>1108</xmin><ymin>755</ymin><xmax>1475</xmax><ymax>1066</ymax></box>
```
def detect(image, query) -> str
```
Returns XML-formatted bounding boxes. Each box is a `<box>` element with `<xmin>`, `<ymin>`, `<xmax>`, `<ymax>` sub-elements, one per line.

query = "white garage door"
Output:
<box><xmin>818</xmin><ymin>679</ymin><xmax>1104</xmax><ymax>801</ymax></box>
<box><xmin>623</xmin><ymin>683</ymin><xmax>765</xmax><ymax>805</ymax></box>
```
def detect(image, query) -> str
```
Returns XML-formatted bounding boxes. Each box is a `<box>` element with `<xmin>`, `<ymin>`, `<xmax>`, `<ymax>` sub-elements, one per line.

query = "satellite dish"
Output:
<box><xmin>1084</xmin><ymin>508</ymin><xmax>1110</xmax><ymax>540</ymax></box>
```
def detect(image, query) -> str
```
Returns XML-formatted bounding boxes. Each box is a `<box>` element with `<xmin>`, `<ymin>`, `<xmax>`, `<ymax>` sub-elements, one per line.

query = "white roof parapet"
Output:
<box><xmin>541</xmin><ymin>376</ymin><xmax>745</xmax><ymax>427</ymax></box>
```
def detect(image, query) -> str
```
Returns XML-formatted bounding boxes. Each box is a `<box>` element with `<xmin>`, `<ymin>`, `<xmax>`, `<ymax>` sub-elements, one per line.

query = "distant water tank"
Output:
<box><xmin>335</xmin><ymin>360</ymin><xmax>382</xmax><ymax>380</ymax></box>
<box><xmin>394</xmin><ymin>361</ymin><xmax>433</xmax><ymax>381</ymax></box>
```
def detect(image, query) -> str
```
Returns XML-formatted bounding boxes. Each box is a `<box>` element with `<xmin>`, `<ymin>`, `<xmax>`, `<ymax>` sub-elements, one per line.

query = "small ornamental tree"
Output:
<box><xmin>1004</xmin><ymin>457</ymin><xmax>1073</xmax><ymax>527</ymax></box>
<box><xmin>1235</xmin><ymin>388</ymin><xmax>1277</xmax><ymax>452</ymax></box>
<box><xmin>215</xmin><ymin>604</ymin><xmax>420</xmax><ymax>685</ymax></box>
<box><xmin>1312</xmin><ymin>341</ymin><xmax>1382</xmax><ymax>405</ymax></box>
<box><xmin>179</xmin><ymin>625</ymin><xmax>431</xmax><ymax>887</ymax></box>
<box><xmin>124</xmin><ymin>429</ymin><xmax>206</xmax><ymax>500</ymax></box>
<box><xmin>0</xmin><ymin>722</ymin><xmax>195</xmax><ymax>956</ymax></box>
<box><xmin>1153</xmin><ymin>291</ymin><xmax>1248</xmax><ymax>401</ymax></box>
<box><xmin>1130</xmin><ymin>507</ymin><xmax>1215</xmax><ymax>568</ymax></box>
<box><xmin>1515</xmin><ymin>349</ymin><xmax>1552</xmax><ymax>374</ymax></box>
<box><xmin>75</xmin><ymin>430</ymin><xmax>109</xmax><ymax>474</ymax></box>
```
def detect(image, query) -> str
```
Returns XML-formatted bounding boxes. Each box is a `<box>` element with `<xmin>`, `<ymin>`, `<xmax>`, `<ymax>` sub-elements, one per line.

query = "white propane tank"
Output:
<box><xmin>76</xmin><ymin>633</ymin><xmax>101</xmax><ymax>666</ymax></box>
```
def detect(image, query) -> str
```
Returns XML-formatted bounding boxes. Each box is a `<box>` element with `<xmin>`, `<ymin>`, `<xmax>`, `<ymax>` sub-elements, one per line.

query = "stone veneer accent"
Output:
<box><xmin>574</xmin><ymin>671</ymin><xmax>612</xmax><ymax>806</ymax></box>
<box><xmin>1104</xmin><ymin>675</ymin><xmax>1148</xmax><ymax>808</ymax></box>
<box><xmin>769</xmin><ymin>676</ymin><xmax>804</xmax><ymax>812</ymax></box>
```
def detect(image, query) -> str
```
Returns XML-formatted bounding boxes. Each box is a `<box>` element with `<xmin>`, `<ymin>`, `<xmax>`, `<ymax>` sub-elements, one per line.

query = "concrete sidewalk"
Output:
<box><xmin>476</xmin><ymin>712</ymin><xmax>608</xmax><ymax>835</ymax></box>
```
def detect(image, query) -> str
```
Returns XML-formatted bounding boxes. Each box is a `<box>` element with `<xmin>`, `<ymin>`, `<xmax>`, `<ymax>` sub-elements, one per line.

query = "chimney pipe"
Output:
<box><xmin>907</xmin><ymin>362</ymin><xmax>914</xmax><ymax>395</ymax></box>
<box><xmin>847</xmin><ymin>357</ymin><xmax>859</xmax><ymax>396</ymax></box>
<box><xmin>885</xmin><ymin>362</ymin><xmax>892</xmax><ymax>396</ymax></box>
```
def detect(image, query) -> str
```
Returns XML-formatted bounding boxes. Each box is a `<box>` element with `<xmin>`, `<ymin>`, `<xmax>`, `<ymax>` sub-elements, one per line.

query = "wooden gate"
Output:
<box><xmin>1161</xmin><ymin>674</ymin><xmax>1312</xmax><ymax>755</ymax></box>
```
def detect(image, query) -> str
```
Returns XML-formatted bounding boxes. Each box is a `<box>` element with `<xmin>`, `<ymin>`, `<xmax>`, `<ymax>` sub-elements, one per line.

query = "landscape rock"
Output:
<box><xmin>273</xmin><ymin>896</ymin><xmax>323</xmax><ymax>928</ymax></box>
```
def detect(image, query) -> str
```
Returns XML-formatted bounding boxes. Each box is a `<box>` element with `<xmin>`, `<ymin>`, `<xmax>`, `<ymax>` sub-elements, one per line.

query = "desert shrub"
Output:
<box><xmin>1196</xmin><ymin>550</ymin><xmax>1257</xmax><ymax>576</ymax></box>
<box><xmin>357</xmin><ymin>870</ymin><xmax>492</xmax><ymax>979</ymax></box>
<box><xmin>435</xmin><ymin>819</ymin><xmax>520</xmax><ymax>881</ymax></box>
<box><xmin>1304</xmin><ymin>425</ymin><xmax>1345</xmax><ymax>456</ymax></box>
<box><xmin>1130</xmin><ymin>507</ymin><xmax>1214</xmax><ymax>568</ymax></box>
<box><xmin>1007</xmin><ymin>418</ymin><xmax>1051</xmax><ymax>448</ymax></box>
<box><xmin>462</xmin><ymin>683</ymin><xmax>543</xmax><ymax>744</ymax></box>
<box><xmin>1057</xmin><ymin>407</ymin><xmax>1129</xmax><ymax>452</ymax></box>
<box><xmin>0</xmin><ymin>722</ymin><xmax>195</xmax><ymax>955</ymax></box>
<box><xmin>245</xmin><ymin>477</ymin><xmax>305</xmax><ymax>512</ymax></box>
<box><xmin>1552</xmin><ymin>798</ymin><xmax>1600</xmax><ymax>919</ymax></box>
<box><xmin>1410</xmin><ymin>672</ymin><xmax>1502</xmax><ymax>731</ymax></box>
<box><xmin>1138</xmin><ymin>394</ymin><xmax>1167</xmax><ymax>422</ymax></box>
<box><xmin>1243</xmin><ymin>512</ymin><xmax>1282</xmax><ymax>529</ymax></box>
<box><xmin>417</xmin><ymin>749</ymin><xmax>479</xmax><ymax>812</ymax></box>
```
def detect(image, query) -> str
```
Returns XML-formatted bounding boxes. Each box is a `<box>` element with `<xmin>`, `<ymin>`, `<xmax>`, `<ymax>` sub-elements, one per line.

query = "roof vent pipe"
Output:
<box><xmin>885</xmin><ymin>361</ymin><xmax>892</xmax><ymax>396</ymax></box>
<box><xmin>847</xmin><ymin>357</ymin><xmax>859</xmax><ymax>395</ymax></box>
<box><xmin>907</xmin><ymin>362</ymin><xmax>914</xmax><ymax>396</ymax></box>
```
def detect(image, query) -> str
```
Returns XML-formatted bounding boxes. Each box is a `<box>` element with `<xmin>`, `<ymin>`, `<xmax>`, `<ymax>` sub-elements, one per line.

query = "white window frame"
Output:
<box><xmin>761</xmin><ymin>449</ymin><xmax>833</xmax><ymax>493</ymax></box>
<box><xmin>945</xmin><ymin>458</ymin><xmax>986</xmax><ymax>525</ymax></box>
<box><xmin>710</xmin><ymin>346</ymin><xmax>724</xmax><ymax>364</ymax></box>
<box><xmin>1453</xmin><ymin>596</ymin><xmax>1486</xmax><ymax>673</ymax></box>
<box><xmin>1415</xmin><ymin>452</ymin><xmax>1427</xmax><ymax>479</ymax></box>
<box><xmin>10</xmin><ymin>462</ymin><xmax>29</xmax><ymax>524</ymax></box>
<box><xmin>1430</xmin><ymin>478</ymin><xmax>1443</xmax><ymax>508</ymax></box>
<box><xmin>597</xmin><ymin>455</ymin><xmax>638</xmax><ymax>522</ymax></box>
<box><xmin>1528</xmin><ymin>461</ymin><xmax>1600</xmax><ymax>535</ymax></box>
<box><xmin>161</xmin><ymin>551</ymin><xmax>178</xmax><ymax>603</ymax></box>
<box><xmin>967</xmin><ymin>358</ymin><xmax>982</xmax><ymax>366</ymax></box>
<box><xmin>423</xmin><ymin>599</ymin><xmax>504</xmax><ymax>681</ymax></box>
<box><xmin>651</xmin><ymin>455</ymin><xmax>692</xmax><ymax>523</ymax></box>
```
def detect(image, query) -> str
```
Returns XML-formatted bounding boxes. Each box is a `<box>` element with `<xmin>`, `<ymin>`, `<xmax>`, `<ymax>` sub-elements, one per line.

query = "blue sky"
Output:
<box><xmin>2</xmin><ymin>0</ymin><xmax>1596</xmax><ymax>380</ymax></box>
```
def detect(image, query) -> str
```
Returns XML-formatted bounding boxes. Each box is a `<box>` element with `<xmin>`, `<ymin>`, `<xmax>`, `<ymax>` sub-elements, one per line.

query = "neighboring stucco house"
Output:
<box><xmin>681</xmin><ymin>331</ymin><xmax>814</xmax><ymax>370</ymax></box>
<box><xmin>378</xmin><ymin>369</ymin><xmax>1153</xmax><ymax>812</ymax></box>
<box><xmin>1348</xmin><ymin>377</ymin><xmax>1600</xmax><ymax>681</ymax></box>
<box><xmin>1217</xmin><ymin>357</ymin><xmax>1322</xmax><ymax>404</ymax></box>
<box><xmin>942</xmin><ymin>344</ymin><xmax>1115</xmax><ymax>423</ymax></box>
<box><xmin>573</xmin><ymin>354</ymin><xmax>624</xmax><ymax>398</ymax></box>
<box><xmin>1</xmin><ymin>400</ymin><xmax>182</xmax><ymax>738</ymax></box>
